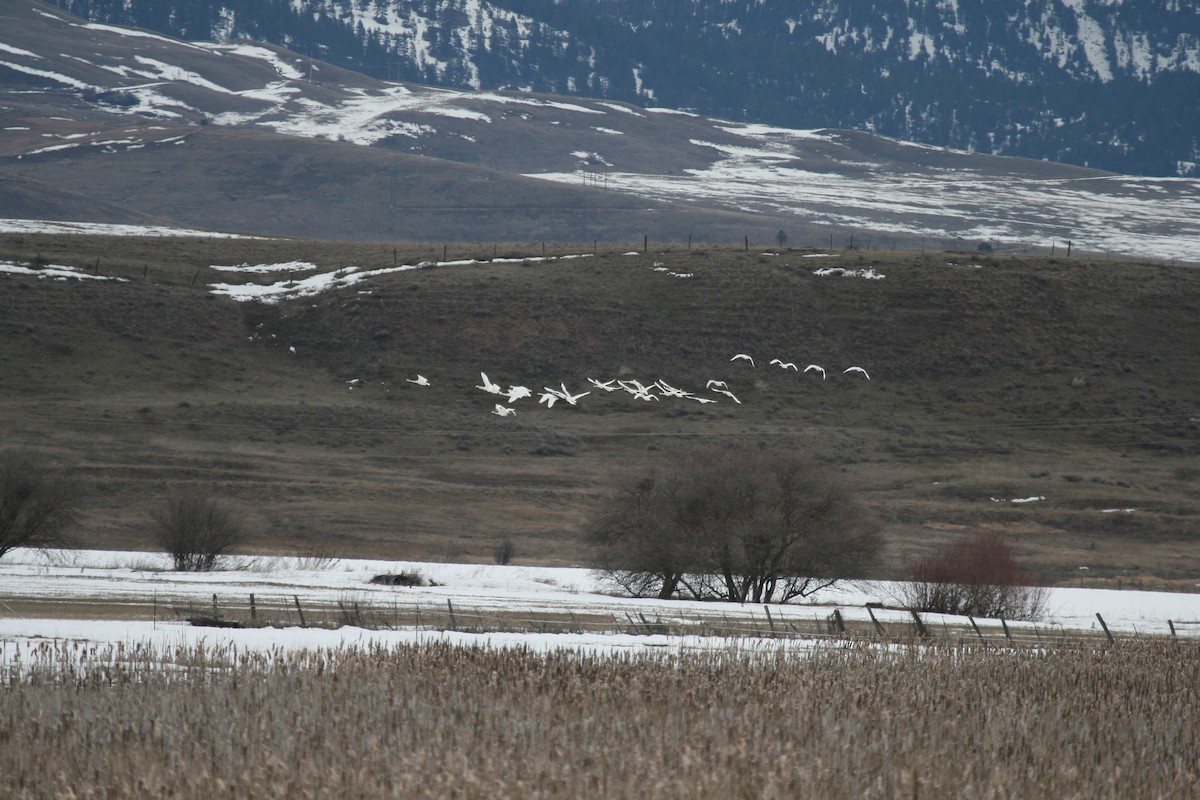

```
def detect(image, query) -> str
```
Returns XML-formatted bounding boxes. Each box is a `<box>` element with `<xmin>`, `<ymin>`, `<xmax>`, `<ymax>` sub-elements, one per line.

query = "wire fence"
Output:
<box><xmin>152</xmin><ymin>592</ymin><xmax>1200</xmax><ymax>649</ymax></box>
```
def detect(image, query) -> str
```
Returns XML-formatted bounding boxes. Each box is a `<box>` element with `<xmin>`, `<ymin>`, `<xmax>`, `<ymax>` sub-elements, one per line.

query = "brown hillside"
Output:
<box><xmin>2</xmin><ymin>232</ymin><xmax>1198</xmax><ymax>589</ymax></box>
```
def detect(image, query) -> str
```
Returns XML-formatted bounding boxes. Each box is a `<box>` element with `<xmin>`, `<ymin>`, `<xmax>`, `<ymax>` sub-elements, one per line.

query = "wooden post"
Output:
<box><xmin>143</xmin><ymin>264</ymin><xmax>148</xmax><ymax>279</ymax></box>
<box><xmin>968</xmin><ymin>616</ymin><xmax>985</xmax><ymax>641</ymax></box>
<box><xmin>1169</xmin><ymin>620</ymin><xmax>1177</xmax><ymax>637</ymax></box>
<box><xmin>687</xmin><ymin>233</ymin><xmax>692</xmax><ymax>251</ymax></box>
<box><xmin>447</xmin><ymin>599</ymin><xmax>457</xmax><ymax>631</ymax></box>
<box><xmin>190</xmin><ymin>270</ymin><xmax>199</xmax><ymax>286</ymax></box>
<box><xmin>866</xmin><ymin>604</ymin><xmax>885</xmax><ymax>636</ymax></box>
<box><xmin>442</xmin><ymin>244</ymin><xmax>447</xmax><ymax>261</ymax></box>
<box><xmin>643</xmin><ymin>234</ymin><xmax>648</xmax><ymax>253</ymax></box>
<box><xmin>1096</xmin><ymin>612</ymin><xmax>1114</xmax><ymax>643</ymax></box>
<box><xmin>249</xmin><ymin>593</ymin><xmax>257</xmax><ymax>623</ymax></box>
<box><xmin>909</xmin><ymin>609</ymin><xmax>929</xmax><ymax>638</ymax></box>
<box><xmin>763</xmin><ymin>605</ymin><xmax>776</xmax><ymax>636</ymax></box>
<box><xmin>830</xmin><ymin>608</ymin><xmax>846</xmax><ymax>634</ymax></box>
<box><xmin>1067</xmin><ymin>240</ymin><xmax>1072</xmax><ymax>257</ymax></box>
<box><xmin>1000</xmin><ymin>618</ymin><xmax>1012</xmax><ymax>641</ymax></box>
<box><xmin>744</xmin><ymin>235</ymin><xmax>749</xmax><ymax>251</ymax></box>
<box><xmin>212</xmin><ymin>593</ymin><xmax>219</xmax><ymax>618</ymax></box>
<box><xmin>294</xmin><ymin>595</ymin><xmax>307</xmax><ymax>628</ymax></box>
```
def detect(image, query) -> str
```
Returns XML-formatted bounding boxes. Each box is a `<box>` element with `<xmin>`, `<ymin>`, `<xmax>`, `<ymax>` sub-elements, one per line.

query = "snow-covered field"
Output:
<box><xmin>2</xmin><ymin>549</ymin><xmax>1197</xmax><ymax>662</ymax></box>
<box><xmin>531</xmin><ymin>126</ymin><xmax>1200</xmax><ymax>263</ymax></box>
<box><xmin>0</xmin><ymin>218</ymin><xmax>266</xmax><ymax>238</ymax></box>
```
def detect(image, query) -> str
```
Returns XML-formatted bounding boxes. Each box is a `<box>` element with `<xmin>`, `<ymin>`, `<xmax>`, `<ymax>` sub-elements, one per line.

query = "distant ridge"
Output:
<box><xmin>0</xmin><ymin>1</ymin><xmax>1197</xmax><ymax>258</ymax></box>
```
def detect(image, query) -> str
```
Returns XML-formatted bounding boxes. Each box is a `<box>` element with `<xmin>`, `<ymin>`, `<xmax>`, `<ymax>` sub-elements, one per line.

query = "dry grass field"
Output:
<box><xmin>1</xmin><ymin>638</ymin><xmax>1196</xmax><ymax>799</ymax></box>
<box><xmin>2</xmin><ymin>231</ymin><xmax>1199</xmax><ymax>588</ymax></box>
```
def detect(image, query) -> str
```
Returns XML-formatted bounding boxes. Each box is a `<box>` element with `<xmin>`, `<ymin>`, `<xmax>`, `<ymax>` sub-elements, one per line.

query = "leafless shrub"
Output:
<box><xmin>898</xmin><ymin>532</ymin><xmax>1049</xmax><ymax>620</ymax></box>
<box><xmin>292</xmin><ymin>544</ymin><xmax>339</xmax><ymax>570</ymax></box>
<box><xmin>151</xmin><ymin>490</ymin><xmax>245</xmax><ymax>571</ymax></box>
<box><xmin>370</xmin><ymin>571</ymin><xmax>429</xmax><ymax>586</ymax></box>
<box><xmin>585</xmin><ymin>443</ymin><xmax>882</xmax><ymax>602</ymax></box>
<box><xmin>493</xmin><ymin>538</ymin><xmax>515</xmax><ymax>566</ymax></box>
<box><xmin>0</xmin><ymin>449</ymin><xmax>82</xmax><ymax>562</ymax></box>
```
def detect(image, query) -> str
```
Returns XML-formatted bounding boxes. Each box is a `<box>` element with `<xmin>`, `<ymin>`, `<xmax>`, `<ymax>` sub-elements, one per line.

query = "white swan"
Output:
<box><xmin>843</xmin><ymin>366</ymin><xmax>870</xmax><ymax>380</ymax></box>
<box><xmin>406</xmin><ymin>375</ymin><xmax>430</xmax><ymax>386</ymax></box>
<box><xmin>492</xmin><ymin>404</ymin><xmax>516</xmax><ymax>417</ymax></box>
<box><xmin>476</xmin><ymin>372</ymin><xmax>503</xmax><ymax>394</ymax></box>
<box><xmin>804</xmin><ymin>365</ymin><xmax>826</xmax><ymax>380</ymax></box>
<box><xmin>505</xmin><ymin>385</ymin><xmax>532</xmax><ymax>403</ymax></box>
<box><xmin>730</xmin><ymin>353</ymin><xmax>755</xmax><ymax>367</ymax></box>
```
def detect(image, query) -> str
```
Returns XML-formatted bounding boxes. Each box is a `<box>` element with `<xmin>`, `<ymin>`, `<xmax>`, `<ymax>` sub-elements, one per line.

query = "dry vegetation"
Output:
<box><xmin>2</xmin><ymin>231</ymin><xmax>1199</xmax><ymax>588</ymax></box>
<box><xmin>1</xmin><ymin>638</ymin><xmax>1196</xmax><ymax>798</ymax></box>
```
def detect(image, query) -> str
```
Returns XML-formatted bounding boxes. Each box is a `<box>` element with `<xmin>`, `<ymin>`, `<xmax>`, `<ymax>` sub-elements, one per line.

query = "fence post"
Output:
<box><xmin>1169</xmin><ymin>620</ymin><xmax>1177</xmax><ymax>637</ymax></box>
<box><xmin>763</xmin><ymin>605</ymin><xmax>776</xmax><ymax>636</ymax></box>
<box><xmin>294</xmin><ymin>595</ymin><xmax>307</xmax><ymax>628</ymax></box>
<box><xmin>212</xmin><ymin>593</ymin><xmax>219</xmax><ymax>618</ymax></box>
<box><xmin>250</xmin><ymin>593</ymin><xmax>257</xmax><ymax>623</ymax></box>
<box><xmin>1000</xmin><ymin>618</ymin><xmax>1012</xmax><ymax>641</ymax></box>
<box><xmin>447</xmin><ymin>599</ymin><xmax>457</xmax><ymax>631</ymax></box>
<box><xmin>1096</xmin><ymin>612</ymin><xmax>1115</xmax><ymax>643</ymax></box>
<box><xmin>968</xmin><ymin>616</ymin><xmax>985</xmax><ymax>641</ymax></box>
<box><xmin>866</xmin><ymin>604</ymin><xmax>885</xmax><ymax>636</ymax></box>
<box><xmin>909</xmin><ymin>609</ymin><xmax>929</xmax><ymax>638</ymax></box>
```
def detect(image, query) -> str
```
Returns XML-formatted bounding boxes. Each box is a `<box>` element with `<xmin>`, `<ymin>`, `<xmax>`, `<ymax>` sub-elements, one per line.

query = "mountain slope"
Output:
<box><xmin>44</xmin><ymin>0</ymin><xmax>1200</xmax><ymax>177</ymax></box>
<box><xmin>2</xmin><ymin>0</ymin><xmax>1198</xmax><ymax>257</ymax></box>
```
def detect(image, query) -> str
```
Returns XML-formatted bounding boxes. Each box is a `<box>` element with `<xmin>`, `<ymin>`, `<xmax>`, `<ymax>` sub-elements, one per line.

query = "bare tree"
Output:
<box><xmin>152</xmin><ymin>490</ymin><xmax>245</xmax><ymax>571</ymax></box>
<box><xmin>585</xmin><ymin>444</ymin><xmax>882</xmax><ymax>603</ymax></box>
<box><xmin>0</xmin><ymin>449</ymin><xmax>82</xmax><ymax>562</ymax></box>
<box><xmin>585</xmin><ymin>468</ymin><xmax>696</xmax><ymax>599</ymax></box>
<box><xmin>897</xmin><ymin>533</ymin><xmax>1048</xmax><ymax>621</ymax></box>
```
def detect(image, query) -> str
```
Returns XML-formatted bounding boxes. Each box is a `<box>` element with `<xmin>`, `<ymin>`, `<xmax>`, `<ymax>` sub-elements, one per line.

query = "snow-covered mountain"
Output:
<box><xmin>2</xmin><ymin>0</ymin><xmax>1198</xmax><ymax>257</ymax></box>
<box><xmin>45</xmin><ymin>0</ymin><xmax>1200</xmax><ymax>177</ymax></box>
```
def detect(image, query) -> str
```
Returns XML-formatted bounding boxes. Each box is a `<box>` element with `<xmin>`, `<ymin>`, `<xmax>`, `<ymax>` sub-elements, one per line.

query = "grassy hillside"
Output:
<box><xmin>2</xmin><ymin>231</ymin><xmax>1198</xmax><ymax>588</ymax></box>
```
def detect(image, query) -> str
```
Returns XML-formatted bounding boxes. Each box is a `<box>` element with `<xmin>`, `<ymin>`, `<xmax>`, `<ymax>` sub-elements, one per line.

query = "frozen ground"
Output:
<box><xmin>1</xmin><ymin>549</ymin><xmax>1197</xmax><ymax>661</ymax></box>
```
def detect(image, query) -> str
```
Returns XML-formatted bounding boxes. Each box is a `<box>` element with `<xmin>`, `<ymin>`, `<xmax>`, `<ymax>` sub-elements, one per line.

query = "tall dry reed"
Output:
<box><xmin>1</xmin><ymin>638</ymin><xmax>1196</xmax><ymax>798</ymax></box>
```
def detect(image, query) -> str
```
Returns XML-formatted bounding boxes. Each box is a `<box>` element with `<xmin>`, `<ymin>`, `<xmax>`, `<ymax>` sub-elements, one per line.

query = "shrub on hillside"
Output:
<box><xmin>899</xmin><ymin>533</ymin><xmax>1047</xmax><ymax>621</ymax></box>
<box><xmin>152</xmin><ymin>490</ymin><xmax>245</xmax><ymax>571</ymax></box>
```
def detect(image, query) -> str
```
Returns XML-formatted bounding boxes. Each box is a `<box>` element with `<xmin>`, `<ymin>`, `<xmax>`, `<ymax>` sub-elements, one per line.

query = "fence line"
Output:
<box><xmin>163</xmin><ymin>594</ymin><xmax>1199</xmax><ymax>648</ymax></box>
